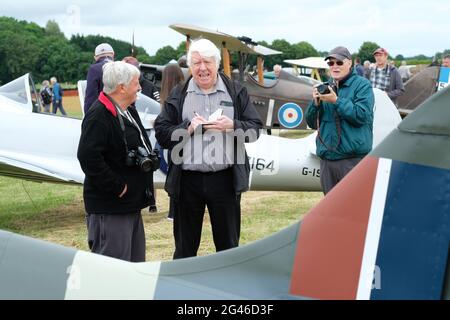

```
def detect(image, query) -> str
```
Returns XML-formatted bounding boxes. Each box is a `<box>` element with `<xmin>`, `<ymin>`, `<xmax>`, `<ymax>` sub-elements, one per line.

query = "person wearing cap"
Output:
<box><xmin>366</xmin><ymin>47</ymin><xmax>404</xmax><ymax>106</ymax></box>
<box><xmin>305</xmin><ymin>46</ymin><xmax>374</xmax><ymax>194</ymax></box>
<box><xmin>84</xmin><ymin>43</ymin><xmax>115</xmax><ymax>114</ymax></box>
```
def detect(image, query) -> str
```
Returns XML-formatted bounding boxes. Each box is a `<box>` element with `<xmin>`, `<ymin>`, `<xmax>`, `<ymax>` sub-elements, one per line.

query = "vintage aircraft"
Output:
<box><xmin>168</xmin><ymin>23</ymin><xmax>323</xmax><ymax>130</ymax></box>
<box><xmin>284</xmin><ymin>57</ymin><xmax>329</xmax><ymax>82</ymax></box>
<box><xmin>1</xmin><ymin>84</ymin><xmax>449</xmax><ymax>300</ymax></box>
<box><xmin>397</xmin><ymin>65</ymin><xmax>450</xmax><ymax>116</ymax></box>
<box><xmin>0</xmin><ymin>73</ymin><xmax>400</xmax><ymax>192</ymax></box>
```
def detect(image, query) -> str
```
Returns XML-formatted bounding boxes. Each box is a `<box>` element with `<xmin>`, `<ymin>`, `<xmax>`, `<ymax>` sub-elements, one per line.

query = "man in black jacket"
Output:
<box><xmin>154</xmin><ymin>39</ymin><xmax>262</xmax><ymax>259</ymax></box>
<box><xmin>78</xmin><ymin>61</ymin><xmax>156</xmax><ymax>262</ymax></box>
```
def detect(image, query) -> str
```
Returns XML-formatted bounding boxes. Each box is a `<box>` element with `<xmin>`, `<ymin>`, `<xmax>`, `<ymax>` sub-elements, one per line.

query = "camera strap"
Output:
<box><xmin>316</xmin><ymin>111</ymin><xmax>341</xmax><ymax>152</ymax></box>
<box><xmin>114</xmin><ymin>103</ymin><xmax>131</xmax><ymax>155</ymax></box>
<box><xmin>105</xmin><ymin>93</ymin><xmax>153</xmax><ymax>155</ymax></box>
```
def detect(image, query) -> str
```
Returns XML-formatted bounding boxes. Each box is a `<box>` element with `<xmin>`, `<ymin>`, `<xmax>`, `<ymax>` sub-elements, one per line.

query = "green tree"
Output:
<box><xmin>148</xmin><ymin>45</ymin><xmax>177</xmax><ymax>65</ymax></box>
<box><xmin>175</xmin><ymin>41</ymin><xmax>187</xmax><ymax>59</ymax></box>
<box><xmin>0</xmin><ymin>17</ymin><xmax>43</xmax><ymax>84</ymax></box>
<box><xmin>357</xmin><ymin>41</ymin><xmax>380</xmax><ymax>63</ymax></box>
<box><xmin>45</xmin><ymin>20</ymin><xmax>64</xmax><ymax>38</ymax></box>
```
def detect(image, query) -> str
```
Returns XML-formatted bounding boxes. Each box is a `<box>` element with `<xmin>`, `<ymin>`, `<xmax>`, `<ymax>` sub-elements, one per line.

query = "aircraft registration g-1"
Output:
<box><xmin>1</xmin><ymin>82</ymin><xmax>449</xmax><ymax>300</ymax></box>
<box><xmin>0</xmin><ymin>73</ymin><xmax>400</xmax><ymax>192</ymax></box>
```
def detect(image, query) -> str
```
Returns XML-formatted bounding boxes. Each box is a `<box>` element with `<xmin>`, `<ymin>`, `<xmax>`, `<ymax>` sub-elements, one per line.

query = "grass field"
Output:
<box><xmin>0</xmin><ymin>175</ymin><xmax>323</xmax><ymax>261</ymax></box>
<box><xmin>63</xmin><ymin>95</ymin><xmax>83</xmax><ymax>119</ymax></box>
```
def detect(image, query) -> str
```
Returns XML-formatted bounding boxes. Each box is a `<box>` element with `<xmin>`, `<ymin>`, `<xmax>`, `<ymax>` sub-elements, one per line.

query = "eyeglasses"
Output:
<box><xmin>327</xmin><ymin>60</ymin><xmax>344</xmax><ymax>67</ymax></box>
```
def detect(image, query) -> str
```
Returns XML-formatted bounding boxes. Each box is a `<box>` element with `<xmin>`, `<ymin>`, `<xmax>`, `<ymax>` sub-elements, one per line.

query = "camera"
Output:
<box><xmin>316</xmin><ymin>82</ymin><xmax>332</xmax><ymax>95</ymax></box>
<box><xmin>126</xmin><ymin>147</ymin><xmax>160</xmax><ymax>172</ymax></box>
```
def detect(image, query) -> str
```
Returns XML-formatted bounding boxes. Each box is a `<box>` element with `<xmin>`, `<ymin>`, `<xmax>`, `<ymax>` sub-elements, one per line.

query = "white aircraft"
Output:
<box><xmin>0</xmin><ymin>74</ymin><xmax>401</xmax><ymax>191</ymax></box>
<box><xmin>284</xmin><ymin>57</ymin><xmax>330</xmax><ymax>82</ymax></box>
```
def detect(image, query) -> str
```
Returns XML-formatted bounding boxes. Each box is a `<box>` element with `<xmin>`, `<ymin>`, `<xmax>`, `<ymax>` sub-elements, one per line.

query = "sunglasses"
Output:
<box><xmin>327</xmin><ymin>60</ymin><xmax>344</xmax><ymax>67</ymax></box>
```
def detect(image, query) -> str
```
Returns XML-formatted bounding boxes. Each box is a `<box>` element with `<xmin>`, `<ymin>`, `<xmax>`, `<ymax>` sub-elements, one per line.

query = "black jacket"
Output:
<box><xmin>84</xmin><ymin>57</ymin><xmax>112</xmax><ymax>113</ymax></box>
<box><xmin>154</xmin><ymin>73</ymin><xmax>263</xmax><ymax>198</ymax></box>
<box><xmin>77</xmin><ymin>93</ymin><xmax>154</xmax><ymax>214</ymax></box>
<box><xmin>140</xmin><ymin>75</ymin><xmax>160</xmax><ymax>102</ymax></box>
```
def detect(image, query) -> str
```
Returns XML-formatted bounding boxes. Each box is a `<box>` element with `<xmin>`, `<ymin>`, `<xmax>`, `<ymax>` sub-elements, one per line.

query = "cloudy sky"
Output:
<box><xmin>3</xmin><ymin>0</ymin><xmax>449</xmax><ymax>57</ymax></box>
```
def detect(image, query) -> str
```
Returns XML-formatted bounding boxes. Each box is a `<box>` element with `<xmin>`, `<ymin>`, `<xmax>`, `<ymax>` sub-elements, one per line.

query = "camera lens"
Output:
<box><xmin>139</xmin><ymin>158</ymin><xmax>153</xmax><ymax>172</ymax></box>
<box><xmin>317</xmin><ymin>83</ymin><xmax>330</xmax><ymax>95</ymax></box>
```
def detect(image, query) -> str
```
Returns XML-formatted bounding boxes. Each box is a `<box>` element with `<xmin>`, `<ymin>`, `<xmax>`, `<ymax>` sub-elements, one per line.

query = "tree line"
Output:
<box><xmin>0</xmin><ymin>17</ymin><xmax>447</xmax><ymax>86</ymax></box>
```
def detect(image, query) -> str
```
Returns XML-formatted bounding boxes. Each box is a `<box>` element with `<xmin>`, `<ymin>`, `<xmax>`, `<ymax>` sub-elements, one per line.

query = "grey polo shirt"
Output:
<box><xmin>181</xmin><ymin>76</ymin><xmax>235</xmax><ymax>172</ymax></box>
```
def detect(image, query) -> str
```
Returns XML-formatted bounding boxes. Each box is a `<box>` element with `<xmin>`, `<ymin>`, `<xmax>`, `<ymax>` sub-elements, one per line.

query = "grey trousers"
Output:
<box><xmin>86</xmin><ymin>212</ymin><xmax>146</xmax><ymax>262</ymax></box>
<box><xmin>320</xmin><ymin>157</ymin><xmax>363</xmax><ymax>195</ymax></box>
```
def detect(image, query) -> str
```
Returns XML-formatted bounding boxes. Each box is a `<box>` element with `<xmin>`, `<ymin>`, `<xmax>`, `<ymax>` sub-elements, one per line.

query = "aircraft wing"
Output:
<box><xmin>170</xmin><ymin>23</ymin><xmax>281</xmax><ymax>56</ymax></box>
<box><xmin>284</xmin><ymin>57</ymin><xmax>329</xmax><ymax>69</ymax></box>
<box><xmin>0</xmin><ymin>152</ymin><xmax>83</xmax><ymax>185</ymax></box>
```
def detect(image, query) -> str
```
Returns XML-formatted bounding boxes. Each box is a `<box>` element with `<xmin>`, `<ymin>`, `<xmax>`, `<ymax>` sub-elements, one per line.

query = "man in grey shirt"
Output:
<box><xmin>155</xmin><ymin>39</ymin><xmax>262</xmax><ymax>259</ymax></box>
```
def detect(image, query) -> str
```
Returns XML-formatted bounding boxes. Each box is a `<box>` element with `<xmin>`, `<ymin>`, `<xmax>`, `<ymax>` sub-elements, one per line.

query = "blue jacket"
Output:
<box><xmin>52</xmin><ymin>82</ymin><xmax>63</xmax><ymax>101</ymax></box>
<box><xmin>84</xmin><ymin>56</ymin><xmax>112</xmax><ymax>113</ymax></box>
<box><xmin>306</xmin><ymin>69</ymin><xmax>374</xmax><ymax>160</ymax></box>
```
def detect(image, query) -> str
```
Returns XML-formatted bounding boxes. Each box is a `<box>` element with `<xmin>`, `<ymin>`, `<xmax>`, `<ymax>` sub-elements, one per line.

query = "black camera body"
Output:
<box><xmin>317</xmin><ymin>82</ymin><xmax>332</xmax><ymax>95</ymax></box>
<box><xmin>126</xmin><ymin>147</ymin><xmax>160</xmax><ymax>172</ymax></box>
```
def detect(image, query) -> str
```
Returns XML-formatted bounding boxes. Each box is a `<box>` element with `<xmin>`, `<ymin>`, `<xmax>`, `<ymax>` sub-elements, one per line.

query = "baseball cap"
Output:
<box><xmin>325</xmin><ymin>46</ymin><xmax>352</xmax><ymax>61</ymax></box>
<box><xmin>95</xmin><ymin>43</ymin><xmax>114</xmax><ymax>57</ymax></box>
<box><xmin>373</xmin><ymin>48</ymin><xmax>388</xmax><ymax>56</ymax></box>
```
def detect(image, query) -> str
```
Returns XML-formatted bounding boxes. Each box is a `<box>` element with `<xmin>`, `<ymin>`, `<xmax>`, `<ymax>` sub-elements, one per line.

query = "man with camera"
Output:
<box><xmin>77</xmin><ymin>61</ymin><xmax>158</xmax><ymax>262</ymax></box>
<box><xmin>306</xmin><ymin>46</ymin><xmax>374</xmax><ymax>194</ymax></box>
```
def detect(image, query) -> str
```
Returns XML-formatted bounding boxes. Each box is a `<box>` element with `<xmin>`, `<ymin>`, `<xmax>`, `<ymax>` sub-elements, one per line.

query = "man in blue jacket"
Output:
<box><xmin>84</xmin><ymin>43</ymin><xmax>115</xmax><ymax>114</ymax></box>
<box><xmin>50</xmin><ymin>76</ymin><xmax>67</xmax><ymax>116</ymax></box>
<box><xmin>306</xmin><ymin>46</ymin><xmax>374</xmax><ymax>194</ymax></box>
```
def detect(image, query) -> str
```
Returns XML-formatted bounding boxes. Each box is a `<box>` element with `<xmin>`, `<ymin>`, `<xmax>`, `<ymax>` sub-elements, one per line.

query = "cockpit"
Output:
<box><xmin>0</xmin><ymin>73</ymin><xmax>40</xmax><ymax>112</ymax></box>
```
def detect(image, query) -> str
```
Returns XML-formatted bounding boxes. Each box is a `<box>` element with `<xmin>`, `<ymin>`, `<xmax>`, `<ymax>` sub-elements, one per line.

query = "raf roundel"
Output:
<box><xmin>278</xmin><ymin>103</ymin><xmax>303</xmax><ymax>129</ymax></box>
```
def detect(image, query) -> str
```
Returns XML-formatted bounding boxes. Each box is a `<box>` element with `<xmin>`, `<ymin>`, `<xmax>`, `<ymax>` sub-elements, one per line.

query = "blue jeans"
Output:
<box><xmin>52</xmin><ymin>100</ymin><xmax>67</xmax><ymax>116</ymax></box>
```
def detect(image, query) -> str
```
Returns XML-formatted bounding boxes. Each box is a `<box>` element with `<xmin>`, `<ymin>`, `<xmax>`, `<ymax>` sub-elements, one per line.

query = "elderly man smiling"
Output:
<box><xmin>155</xmin><ymin>39</ymin><xmax>262</xmax><ymax>259</ymax></box>
<box><xmin>78</xmin><ymin>61</ymin><xmax>156</xmax><ymax>262</ymax></box>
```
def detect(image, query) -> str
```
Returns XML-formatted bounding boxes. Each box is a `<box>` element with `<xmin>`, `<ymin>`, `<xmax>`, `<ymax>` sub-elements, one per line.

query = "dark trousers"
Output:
<box><xmin>86</xmin><ymin>212</ymin><xmax>146</xmax><ymax>262</ymax></box>
<box><xmin>52</xmin><ymin>100</ymin><xmax>67</xmax><ymax>116</ymax></box>
<box><xmin>173</xmin><ymin>169</ymin><xmax>241</xmax><ymax>259</ymax></box>
<box><xmin>320</xmin><ymin>157</ymin><xmax>363</xmax><ymax>194</ymax></box>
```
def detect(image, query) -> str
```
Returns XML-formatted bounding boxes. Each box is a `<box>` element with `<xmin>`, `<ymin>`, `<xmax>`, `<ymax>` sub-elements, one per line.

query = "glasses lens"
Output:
<box><xmin>327</xmin><ymin>60</ymin><xmax>344</xmax><ymax>66</ymax></box>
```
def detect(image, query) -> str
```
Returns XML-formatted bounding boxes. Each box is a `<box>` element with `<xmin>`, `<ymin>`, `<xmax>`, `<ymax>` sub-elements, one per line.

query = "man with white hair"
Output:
<box><xmin>155</xmin><ymin>39</ymin><xmax>263</xmax><ymax>259</ymax></box>
<box><xmin>273</xmin><ymin>64</ymin><xmax>282</xmax><ymax>78</ymax></box>
<box><xmin>77</xmin><ymin>61</ymin><xmax>156</xmax><ymax>262</ymax></box>
<box><xmin>84</xmin><ymin>43</ymin><xmax>115</xmax><ymax>114</ymax></box>
<box><xmin>50</xmin><ymin>76</ymin><xmax>66</xmax><ymax>116</ymax></box>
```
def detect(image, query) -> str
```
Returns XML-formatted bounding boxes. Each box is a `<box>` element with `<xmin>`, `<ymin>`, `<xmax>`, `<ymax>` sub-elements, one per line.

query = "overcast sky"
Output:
<box><xmin>3</xmin><ymin>0</ymin><xmax>449</xmax><ymax>57</ymax></box>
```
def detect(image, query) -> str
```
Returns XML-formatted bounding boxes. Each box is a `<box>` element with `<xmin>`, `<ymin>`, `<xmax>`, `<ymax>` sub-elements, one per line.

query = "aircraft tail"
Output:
<box><xmin>290</xmin><ymin>85</ymin><xmax>450</xmax><ymax>299</ymax></box>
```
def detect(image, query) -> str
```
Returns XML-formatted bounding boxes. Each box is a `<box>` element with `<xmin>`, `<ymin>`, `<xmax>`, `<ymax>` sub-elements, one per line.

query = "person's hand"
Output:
<box><xmin>312</xmin><ymin>87</ymin><xmax>320</xmax><ymax>107</ymax></box>
<box><xmin>203</xmin><ymin>115</ymin><xmax>234</xmax><ymax>131</ymax></box>
<box><xmin>55</xmin><ymin>100</ymin><xmax>60</xmax><ymax>104</ymax></box>
<box><xmin>119</xmin><ymin>184</ymin><xmax>128</xmax><ymax>198</ymax></box>
<box><xmin>188</xmin><ymin>113</ymin><xmax>207</xmax><ymax>135</ymax></box>
<box><xmin>317</xmin><ymin>86</ymin><xmax>338</xmax><ymax>104</ymax></box>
